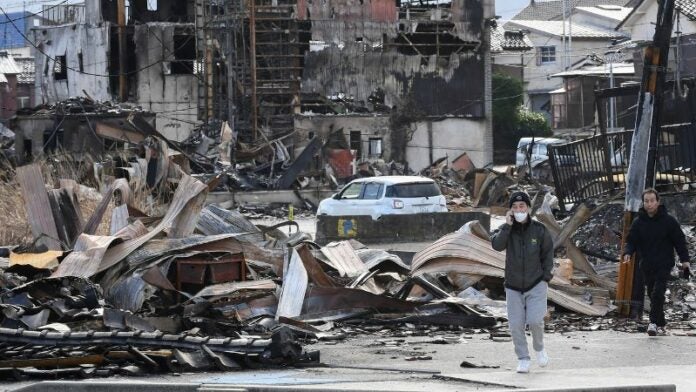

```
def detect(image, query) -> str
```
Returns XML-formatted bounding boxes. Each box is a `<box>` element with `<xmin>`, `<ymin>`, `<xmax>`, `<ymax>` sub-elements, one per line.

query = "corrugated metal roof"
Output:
<box><xmin>576</xmin><ymin>5</ymin><xmax>633</xmax><ymax>21</ymax></box>
<box><xmin>0</xmin><ymin>11</ymin><xmax>29</xmax><ymax>49</ymax></box>
<box><xmin>513</xmin><ymin>0</ymin><xmax>633</xmax><ymax>21</ymax></box>
<box><xmin>0</xmin><ymin>53</ymin><xmax>21</xmax><ymax>75</ymax></box>
<box><xmin>14</xmin><ymin>57</ymin><xmax>35</xmax><ymax>84</ymax></box>
<box><xmin>551</xmin><ymin>63</ymin><xmax>634</xmax><ymax>77</ymax></box>
<box><xmin>506</xmin><ymin>20</ymin><xmax>628</xmax><ymax>39</ymax></box>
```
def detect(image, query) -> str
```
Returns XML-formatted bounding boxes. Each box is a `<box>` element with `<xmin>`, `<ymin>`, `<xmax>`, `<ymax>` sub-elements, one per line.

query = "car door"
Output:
<box><xmin>351</xmin><ymin>182</ymin><xmax>384</xmax><ymax>219</ymax></box>
<box><xmin>334</xmin><ymin>181</ymin><xmax>364</xmax><ymax>215</ymax></box>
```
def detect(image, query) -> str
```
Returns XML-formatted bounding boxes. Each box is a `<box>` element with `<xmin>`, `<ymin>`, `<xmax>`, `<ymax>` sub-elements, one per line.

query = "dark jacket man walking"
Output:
<box><xmin>491</xmin><ymin>191</ymin><xmax>554</xmax><ymax>373</ymax></box>
<box><xmin>623</xmin><ymin>188</ymin><xmax>690</xmax><ymax>336</ymax></box>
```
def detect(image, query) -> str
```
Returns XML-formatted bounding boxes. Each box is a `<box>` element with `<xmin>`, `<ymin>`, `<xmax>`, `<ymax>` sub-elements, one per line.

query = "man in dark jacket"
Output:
<box><xmin>623</xmin><ymin>188</ymin><xmax>690</xmax><ymax>336</ymax></box>
<box><xmin>491</xmin><ymin>191</ymin><xmax>554</xmax><ymax>373</ymax></box>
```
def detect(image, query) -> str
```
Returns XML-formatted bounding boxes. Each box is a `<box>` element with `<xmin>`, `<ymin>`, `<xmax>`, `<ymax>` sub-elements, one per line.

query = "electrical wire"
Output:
<box><xmin>0</xmin><ymin>5</ymin><xmax>196</xmax><ymax>78</ymax></box>
<box><xmin>0</xmin><ymin>1</ymin><xmax>68</xmax><ymax>25</ymax></box>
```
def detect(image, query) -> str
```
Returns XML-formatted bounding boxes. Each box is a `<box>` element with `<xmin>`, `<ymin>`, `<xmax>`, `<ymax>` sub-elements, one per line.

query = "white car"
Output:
<box><xmin>317</xmin><ymin>176</ymin><xmax>448</xmax><ymax>220</ymax></box>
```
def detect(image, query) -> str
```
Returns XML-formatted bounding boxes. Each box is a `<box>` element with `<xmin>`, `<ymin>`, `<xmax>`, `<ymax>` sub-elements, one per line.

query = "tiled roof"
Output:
<box><xmin>14</xmin><ymin>57</ymin><xmax>35</xmax><ymax>84</ymax></box>
<box><xmin>505</xmin><ymin>20</ymin><xmax>628</xmax><ymax>39</ymax></box>
<box><xmin>617</xmin><ymin>0</ymin><xmax>696</xmax><ymax>30</ymax></box>
<box><xmin>676</xmin><ymin>0</ymin><xmax>696</xmax><ymax>21</ymax></box>
<box><xmin>0</xmin><ymin>53</ymin><xmax>21</xmax><ymax>75</ymax></box>
<box><xmin>0</xmin><ymin>11</ymin><xmax>29</xmax><ymax>49</ymax></box>
<box><xmin>575</xmin><ymin>5</ymin><xmax>634</xmax><ymax>21</ymax></box>
<box><xmin>491</xmin><ymin>25</ymin><xmax>534</xmax><ymax>52</ymax></box>
<box><xmin>512</xmin><ymin>0</ymin><xmax>633</xmax><ymax>21</ymax></box>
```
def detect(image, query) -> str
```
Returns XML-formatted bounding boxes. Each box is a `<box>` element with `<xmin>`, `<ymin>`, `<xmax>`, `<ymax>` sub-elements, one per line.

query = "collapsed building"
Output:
<box><xmin>27</xmin><ymin>0</ymin><xmax>495</xmax><ymax>172</ymax></box>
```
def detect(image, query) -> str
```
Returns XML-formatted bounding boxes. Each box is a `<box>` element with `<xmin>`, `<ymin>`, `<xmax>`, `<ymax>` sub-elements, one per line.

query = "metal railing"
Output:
<box><xmin>548</xmin><ymin>123</ymin><xmax>696</xmax><ymax>210</ymax></box>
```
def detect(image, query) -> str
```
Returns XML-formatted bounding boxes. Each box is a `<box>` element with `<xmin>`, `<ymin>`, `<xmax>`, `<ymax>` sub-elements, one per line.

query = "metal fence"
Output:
<box><xmin>548</xmin><ymin>123</ymin><xmax>696</xmax><ymax>210</ymax></box>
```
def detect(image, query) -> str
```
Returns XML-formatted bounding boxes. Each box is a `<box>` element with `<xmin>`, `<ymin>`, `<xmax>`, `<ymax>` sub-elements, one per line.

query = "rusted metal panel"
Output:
<box><xmin>370</xmin><ymin>0</ymin><xmax>397</xmax><ymax>22</ymax></box>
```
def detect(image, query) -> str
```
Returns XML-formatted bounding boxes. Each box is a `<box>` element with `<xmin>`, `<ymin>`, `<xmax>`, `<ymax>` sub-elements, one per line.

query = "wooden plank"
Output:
<box><xmin>16</xmin><ymin>164</ymin><xmax>62</xmax><ymax>250</ymax></box>
<box><xmin>553</xmin><ymin>203</ymin><xmax>594</xmax><ymax>249</ymax></box>
<box><xmin>95</xmin><ymin>122</ymin><xmax>145</xmax><ymax>143</ymax></box>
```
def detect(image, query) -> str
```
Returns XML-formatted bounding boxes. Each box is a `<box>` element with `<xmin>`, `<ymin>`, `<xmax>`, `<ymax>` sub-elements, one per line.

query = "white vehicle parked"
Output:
<box><xmin>316</xmin><ymin>176</ymin><xmax>448</xmax><ymax>220</ymax></box>
<box><xmin>516</xmin><ymin>137</ymin><xmax>578</xmax><ymax>168</ymax></box>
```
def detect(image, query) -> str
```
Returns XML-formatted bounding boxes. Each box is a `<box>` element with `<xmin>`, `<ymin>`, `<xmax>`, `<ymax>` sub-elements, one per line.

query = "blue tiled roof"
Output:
<box><xmin>0</xmin><ymin>12</ymin><xmax>29</xmax><ymax>49</ymax></box>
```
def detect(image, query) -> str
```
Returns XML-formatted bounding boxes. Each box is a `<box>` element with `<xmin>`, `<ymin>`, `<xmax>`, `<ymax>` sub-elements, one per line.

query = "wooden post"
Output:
<box><xmin>617</xmin><ymin>0</ymin><xmax>676</xmax><ymax>317</ymax></box>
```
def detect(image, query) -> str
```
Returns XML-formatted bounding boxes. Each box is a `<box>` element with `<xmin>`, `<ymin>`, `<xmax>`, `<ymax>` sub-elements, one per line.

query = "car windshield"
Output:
<box><xmin>385</xmin><ymin>182</ymin><xmax>441</xmax><ymax>198</ymax></box>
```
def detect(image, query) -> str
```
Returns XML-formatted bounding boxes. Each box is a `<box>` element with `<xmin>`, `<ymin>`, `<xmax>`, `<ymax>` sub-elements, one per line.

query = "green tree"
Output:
<box><xmin>492</xmin><ymin>73</ymin><xmax>552</xmax><ymax>163</ymax></box>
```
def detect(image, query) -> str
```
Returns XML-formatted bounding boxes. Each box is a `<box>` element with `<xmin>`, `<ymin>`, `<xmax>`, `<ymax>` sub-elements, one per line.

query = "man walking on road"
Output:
<box><xmin>623</xmin><ymin>188</ymin><xmax>690</xmax><ymax>336</ymax></box>
<box><xmin>491</xmin><ymin>191</ymin><xmax>553</xmax><ymax>373</ymax></box>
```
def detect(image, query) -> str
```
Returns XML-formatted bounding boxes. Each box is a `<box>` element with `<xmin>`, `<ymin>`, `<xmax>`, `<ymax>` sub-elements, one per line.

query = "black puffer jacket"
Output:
<box><xmin>491</xmin><ymin>218</ymin><xmax>554</xmax><ymax>292</ymax></box>
<box><xmin>624</xmin><ymin>205</ymin><xmax>689</xmax><ymax>277</ymax></box>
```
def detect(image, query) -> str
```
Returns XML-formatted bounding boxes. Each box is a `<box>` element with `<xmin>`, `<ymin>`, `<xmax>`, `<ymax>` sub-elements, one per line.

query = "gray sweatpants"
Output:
<box><xmin>505</xmin><ymin>281</ymin><xmax>548</xmax><ymax>360</ymax></box>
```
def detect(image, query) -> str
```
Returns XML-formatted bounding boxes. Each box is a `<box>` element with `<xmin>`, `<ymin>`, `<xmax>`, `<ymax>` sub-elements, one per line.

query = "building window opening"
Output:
<box><xmin>171</xmin><ymin>34</ymin><xmax>195</xmax><ymax>74</ymax></box>
<box><xmin>369</xmin><ymin>138</ymin><xmax>382</xmax><ymax>157</ymax></box>
<box><xmin>54</xmin><ymin>55</ymin><xmax>67</xmax><ymax>80</ymax></box>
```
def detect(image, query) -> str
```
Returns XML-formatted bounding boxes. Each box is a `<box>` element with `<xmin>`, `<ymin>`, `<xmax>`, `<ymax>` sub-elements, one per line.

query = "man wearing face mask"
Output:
<box><xmin>491</xmin><ymin>191</ymin><xmax>553</xmax><ymax>373</ymax></box>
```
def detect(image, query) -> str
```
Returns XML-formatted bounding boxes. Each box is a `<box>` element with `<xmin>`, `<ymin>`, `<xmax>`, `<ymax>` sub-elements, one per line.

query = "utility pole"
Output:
<box><xmin>117</xmin><ymin>0</ymin><xmax>127</xmax><ymax>101</ymax></box>
<box><xmin>616</xmin><ymin>0</ymin><xmax>677</xmax><ymax>317</ymax></box>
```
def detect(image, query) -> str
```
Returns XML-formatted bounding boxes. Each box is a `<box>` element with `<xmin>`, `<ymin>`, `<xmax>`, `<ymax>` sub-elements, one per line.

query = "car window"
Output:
<box><xmin>537</xmin><ymin>144</ymin><xmax>547</xmax><ymax>155</ymax></box>
<box><xmin>361</xmin><ymin>183</ymin><xmax>383</xmax><ymax>200</ymax></box>
<box><xmin>339</xmin><ymin>182</ymin><xmax>363</xmax><ymax>199</ymax></box>
<box><xmin>385</xmin><ymin>182</ymin><xmax>441</xmax><ymax>198</ymax></box>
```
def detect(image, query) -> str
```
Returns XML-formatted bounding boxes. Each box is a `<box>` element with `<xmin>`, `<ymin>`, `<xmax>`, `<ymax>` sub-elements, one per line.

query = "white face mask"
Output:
<box><xmin>513</xmin><ymin>212</ymin><xmax>528</xmax><ymax>223</ymax></box>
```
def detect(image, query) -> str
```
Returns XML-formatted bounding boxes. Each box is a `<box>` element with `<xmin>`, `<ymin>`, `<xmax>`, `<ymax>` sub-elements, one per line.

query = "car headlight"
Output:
<box><xmin>392</xmin><ymin>199</ymin><xmax>404</xmax><ymax>209</ymax></box>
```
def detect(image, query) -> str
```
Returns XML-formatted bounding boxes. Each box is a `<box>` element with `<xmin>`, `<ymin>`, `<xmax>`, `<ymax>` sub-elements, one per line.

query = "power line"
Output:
<box><xmin>0</xmin><ymin>1</ymin><xmax>68</xmax><ymax>25</ymax></box>
<box><xmin>0</xmin><ymin>5</ymin><xmax>196</xmax><ymax>78</ymax></box>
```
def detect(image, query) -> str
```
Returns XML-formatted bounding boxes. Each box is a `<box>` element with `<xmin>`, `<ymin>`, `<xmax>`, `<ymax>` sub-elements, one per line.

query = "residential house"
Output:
<box><xmin>491</xmin><ymin>24</ymin><xmax>534</xmax><ymax>80</ymax></box>
<box><xmin>505</xmin><ymin>0</ymin><xmax>631</xmax><ymax>123</ymax></box>
<box><xmin>0</xmin><ymin>52</ymin><xmax>21</xmax><ymax>126</ymax></box>
<box><xmin>617</xmin><ymin>0</ymin><xmax>696</xmax><ymax>80</ymax></box>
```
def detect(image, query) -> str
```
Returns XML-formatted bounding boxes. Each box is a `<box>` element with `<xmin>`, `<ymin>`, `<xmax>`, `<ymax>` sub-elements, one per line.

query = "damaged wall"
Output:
<box><xmin>406</xmin><ymin>118</ymin><xmax>489</xmax><ymax>171</ymax></box>
<box><xmin>133</xmin><ymin>24</ymin><xmax>198</xmax><ymax>142</ymax></box>
<box><xmin>295</xmin><ymin>115</ymin><xmax>393</xmax><ymax>161</ymax></box>
<box><xmin>33</xmin><ymin>23</ymin><xmax>112</xmax><ymax>104</ymax></box>
<box><xmin>298</xmin><ymin>0</ymin><xmax>494</xmax><ymax>166</ymax></box>
<box><xmin>303</xmin><ymin>46</ymin><xmax>485</xmax><ymax>117</ymax></box>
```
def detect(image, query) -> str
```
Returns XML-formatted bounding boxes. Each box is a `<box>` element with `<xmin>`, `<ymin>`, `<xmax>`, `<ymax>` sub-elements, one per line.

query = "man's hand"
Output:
<box><xmin>505</xmin><ymin>209</ymin><xmax>513</xmax><ymax>226</ymax></box>
<box><xmin>622</xmin><ymin>254</ymin><xmax>632</xmax><ymax>264</ymax></box>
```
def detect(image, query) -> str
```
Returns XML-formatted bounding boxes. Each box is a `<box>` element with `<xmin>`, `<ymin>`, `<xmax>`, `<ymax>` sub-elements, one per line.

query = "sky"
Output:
<box><xmin>497</xmin><ymin>0</ymin><xmax>529</xmax><ymax>20</ymax></box>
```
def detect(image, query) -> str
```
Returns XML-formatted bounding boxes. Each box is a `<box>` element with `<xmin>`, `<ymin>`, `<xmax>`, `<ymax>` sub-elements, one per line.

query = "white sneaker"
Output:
<box><xmin>647</xmin><ymin>323</ymin><xmax>657</xmax><ymax>336</ymax></box>
<box><xmin>516</xmin><ymin>359</ymin><xmax>531</xmax><ymax>373</ymax></box>
<box><xmin>536</xmin><ymin>349</ymin><xmax>549</xmax><ymax>367</ymax></box>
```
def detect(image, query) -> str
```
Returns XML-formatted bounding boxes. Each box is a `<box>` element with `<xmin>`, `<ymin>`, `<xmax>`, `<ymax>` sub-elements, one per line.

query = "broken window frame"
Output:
<box><xmin>53</xmin><ymin>54</ymin><xmax>68</xmax><ymax>81</ymax></box>
<box><xmin>368</xmin><ymin>138</ymin><xmax>383</xmax><ymax>158</ymax></box>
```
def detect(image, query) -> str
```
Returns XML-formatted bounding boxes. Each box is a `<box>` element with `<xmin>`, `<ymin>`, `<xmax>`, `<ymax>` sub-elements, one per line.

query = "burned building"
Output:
<box><xmin>32</xmin><ymin>1</ymin><xmax>199</xmax><ymax>142</ymax></box>
<box><xmin>31</xmin><ymin>0</ymin><xmax>494</xmax><ymax>170</ymax></box>
<box><xmin>204</xmin><ymin>0</ymin><xmax>496</xmax><ymax>170</ymax></box>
